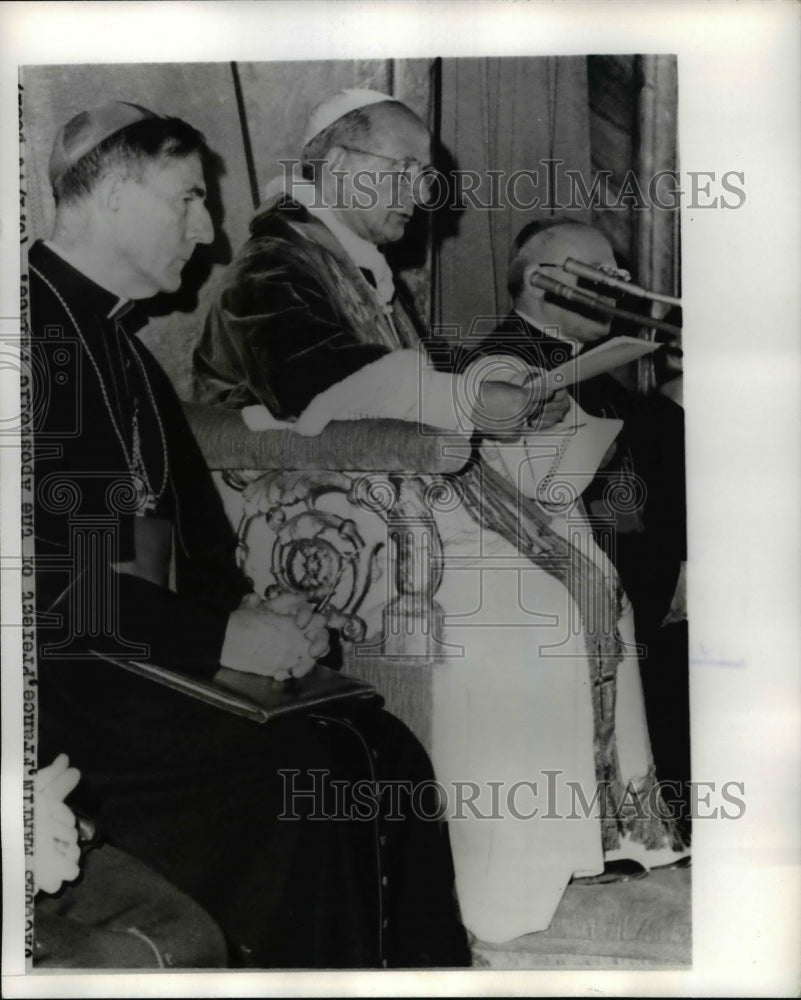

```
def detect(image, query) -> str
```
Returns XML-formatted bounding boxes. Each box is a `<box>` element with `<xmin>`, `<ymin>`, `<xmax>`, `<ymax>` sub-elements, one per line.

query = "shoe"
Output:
<box><xmin>604</xmin><ymin>834</ymin><xmax>691</xmax><ymax>871</ymax></box>
<box><xmin>571</xmin><ymin>859</ymin><xmax>649</xmax><ymax>886</ymax></box>
<box><xmin>649</xmin><ymin>854</ymin><xmax>691</xmax><ymax>871</ymax></box>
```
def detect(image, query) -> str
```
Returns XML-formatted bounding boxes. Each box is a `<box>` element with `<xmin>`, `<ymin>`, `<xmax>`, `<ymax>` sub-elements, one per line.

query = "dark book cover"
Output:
<box><xmin>90</xmin><ymin>651</ymin><xmax>381</xmax><ymax>723</ymax></box>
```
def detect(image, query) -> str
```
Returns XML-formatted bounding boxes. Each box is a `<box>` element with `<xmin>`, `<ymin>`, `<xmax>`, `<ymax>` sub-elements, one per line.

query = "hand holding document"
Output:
<box><xmin>494</xmin><ymin>397</ymin><xmax>623</xmax><ymax>510</ymax></box>
<box><xmin>489</xmin><ymin>338</ymin><xmax>646</xmax><ymax>508</ymax></box>
<box><xmin>529</xmin><ymin>336</ymin><xmax>662</xmax><ymax>395</ymax></box>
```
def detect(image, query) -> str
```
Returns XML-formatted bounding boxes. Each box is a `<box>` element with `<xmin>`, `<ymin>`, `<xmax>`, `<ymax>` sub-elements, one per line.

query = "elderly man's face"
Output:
<box><xmin>333</xmin><ymin>105</ymin><xmax>432</xmax><ymax>246</ymax></box>
<box><xmin>110</xmin><ymin>152</ymin><xmax>214</xmax><ymax>298</ymax></box>
<box><xmin>525</xmin><ymin>225</ymin><xmax>619</xmax><ymax>344</ymax></box>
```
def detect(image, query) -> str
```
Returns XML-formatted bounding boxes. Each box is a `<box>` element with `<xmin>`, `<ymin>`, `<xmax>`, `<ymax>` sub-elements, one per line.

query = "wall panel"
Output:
<box><xmin>436</xmin><ymin>56</ymin><xmax>593</xmax><ymax>339</ymax></box>
<box><xmin>237</xmin><ymin>59</ymin><xmax>392</xmax><ymax>199</ymax></box>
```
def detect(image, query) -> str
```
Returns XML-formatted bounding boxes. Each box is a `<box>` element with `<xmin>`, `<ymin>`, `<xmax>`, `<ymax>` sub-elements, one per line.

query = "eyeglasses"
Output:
<box><xmin>338</xmin><ymin>145</ymin><xmax>435</xmax><ymax>188</ymax></box>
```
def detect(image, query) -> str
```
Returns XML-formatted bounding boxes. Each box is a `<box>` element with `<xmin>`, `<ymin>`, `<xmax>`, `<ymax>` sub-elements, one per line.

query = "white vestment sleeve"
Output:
<box><xmin>240</xmin><ymin>405</ymin><xmax>296</xmax><ymax>432</ymax></box>
<box><xmin>283</xmin><ymin>349</ymin><xmax>474</xmax><ymax>436</ymax></box>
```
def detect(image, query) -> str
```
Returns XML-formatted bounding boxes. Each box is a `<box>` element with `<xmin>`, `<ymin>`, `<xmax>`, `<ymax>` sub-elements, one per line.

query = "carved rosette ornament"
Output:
<box><xmin>224</xmin><ymin>468</ymin><xmax>447</xmax><ymax>656</ymax></box>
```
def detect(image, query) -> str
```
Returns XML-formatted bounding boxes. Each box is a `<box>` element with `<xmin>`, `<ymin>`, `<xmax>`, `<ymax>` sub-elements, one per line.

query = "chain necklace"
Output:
<box><xmin>31</xmin><ymin>262</ymin><xmax>169</xmax><ymax>513</ymax></box>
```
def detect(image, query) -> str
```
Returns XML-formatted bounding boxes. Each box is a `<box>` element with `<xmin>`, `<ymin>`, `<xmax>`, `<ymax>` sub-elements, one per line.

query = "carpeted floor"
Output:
<box><xmin>471</xmin><ymin>867</ymin><xmax>691</xmax><ymax>970</ymax></box>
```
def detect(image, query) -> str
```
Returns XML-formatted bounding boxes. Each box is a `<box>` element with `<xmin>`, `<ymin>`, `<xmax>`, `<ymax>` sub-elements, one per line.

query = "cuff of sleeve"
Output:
<box><xmin>418</xmin><ymin>369</ymin><xmax>475</xmax><ymax>435</ymax></box>
<box><xmin>241</xmin><ymin>404</ymin><xmax>295</xmax><ymax>432</ymax></box>
<box><xmin>294</xmin><ymin>350</ymin><xmax>475</xmax><ymax>437</ymax></box>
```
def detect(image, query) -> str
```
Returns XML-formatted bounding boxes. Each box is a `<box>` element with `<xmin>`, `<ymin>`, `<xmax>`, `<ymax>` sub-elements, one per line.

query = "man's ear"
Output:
<box><xmin>325</xmin><ymin>146</ymin><xmax>349</xmax><ymax>172</ymax></box>
<box><xmin>95</xmin><ymin>171</ymin><xmax>125</xmax><ymax>212</ymax></box>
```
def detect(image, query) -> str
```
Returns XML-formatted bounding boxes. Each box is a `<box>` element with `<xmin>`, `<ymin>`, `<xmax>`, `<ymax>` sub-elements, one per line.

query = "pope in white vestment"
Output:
<box><xmin>194</xmin><ymin>89</ymin><xmax>686</xmax><ymax>946</ymax></box>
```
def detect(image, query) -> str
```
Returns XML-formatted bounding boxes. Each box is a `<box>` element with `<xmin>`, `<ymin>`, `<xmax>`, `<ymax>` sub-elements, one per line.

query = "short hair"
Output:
<box><xmin>53</xmin><ymin>116</ymin><xmax>209</xmax><ymax>206</ymax></box>
<box><xmin>300</xmin><ymin>101</ymin><xmax>397</xmax><ymax>181</ymax></box>
<box><xmin>507</xmin><ymin>217</ymin><xmax>593</xmax><ymax>300</ymax></box>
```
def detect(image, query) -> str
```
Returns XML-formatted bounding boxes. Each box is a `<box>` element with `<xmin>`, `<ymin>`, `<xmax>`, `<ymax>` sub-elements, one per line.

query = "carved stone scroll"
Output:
<box><xmin>224</xmin><ymin>468</ymin><xmax>447</xmax><ymax>658</ymax></box>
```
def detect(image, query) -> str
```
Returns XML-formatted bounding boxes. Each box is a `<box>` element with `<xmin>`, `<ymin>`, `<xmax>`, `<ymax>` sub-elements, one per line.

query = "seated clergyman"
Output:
<box><xmin>475</xmin><ymin>218</ymin><xmax>691</xmax><ymax>831</ymax></box>
<box><xmin>478</xmin><ymin>218</ymin><xmax>688</xmax><ymax>647</ymax></box>
<box><xmin>29</xmin><ymin>100</ymin><xmax>470</xmax><ymax>968</ymax></box>
<box><xmin>193</xmin><ymin>89</ymin><xmax>688</xmax><ymax>946</ymax></box>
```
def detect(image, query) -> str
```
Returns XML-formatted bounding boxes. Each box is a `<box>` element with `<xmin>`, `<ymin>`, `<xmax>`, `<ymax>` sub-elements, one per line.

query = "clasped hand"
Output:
<box><xmin>34</xmin><ymin>754</ymin><xmax>82</xmax><ymax>895</ymax></box>
<box><xmin>221</xmin><ymin>592</ymin><xmax>330</xmax><ymax>680</ymax></box>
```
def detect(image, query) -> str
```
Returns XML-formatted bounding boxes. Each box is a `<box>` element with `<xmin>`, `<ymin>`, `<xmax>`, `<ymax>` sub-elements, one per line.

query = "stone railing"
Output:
<box><xmin>185</xmin><ymin>403</ymin><xmax>472</xmax><ymax>748</ymax></box>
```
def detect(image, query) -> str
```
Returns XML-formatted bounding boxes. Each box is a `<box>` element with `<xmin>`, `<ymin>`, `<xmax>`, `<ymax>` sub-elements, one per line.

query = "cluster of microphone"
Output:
<box><xmin>531</xmin><ymin>258</ymin><xmax>682</xmax><ymax>336</ymax></box>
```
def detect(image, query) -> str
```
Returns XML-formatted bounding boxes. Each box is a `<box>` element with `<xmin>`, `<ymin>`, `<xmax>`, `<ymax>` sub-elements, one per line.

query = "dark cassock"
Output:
<box><xmin>28</xmin><ymin>238</ymin><xmax>470</xmax><ymax>969</ymax></box>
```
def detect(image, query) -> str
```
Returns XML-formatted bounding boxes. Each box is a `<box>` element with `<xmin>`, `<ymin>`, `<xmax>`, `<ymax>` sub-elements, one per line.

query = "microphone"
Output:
<box><xmin>530</xmin><ymin>273</ymin><xmax>682</xmax><ymax>336</ymax></box>
<box><xmin>562</xmin><ymin>258</ymin><xmax>680</xmax><ymax>308</ymax></box>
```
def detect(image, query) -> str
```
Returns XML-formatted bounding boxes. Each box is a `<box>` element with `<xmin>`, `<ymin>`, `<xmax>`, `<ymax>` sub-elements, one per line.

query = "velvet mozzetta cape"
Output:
<box><xmin>193</xmin><ymin>195</ymin><xmax>425</xmax><ymax>414</ymax></box>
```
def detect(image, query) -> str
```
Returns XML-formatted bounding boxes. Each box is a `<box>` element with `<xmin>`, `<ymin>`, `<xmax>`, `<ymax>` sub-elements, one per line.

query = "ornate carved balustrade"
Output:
<box><xmin>185</xmin><ymin>403</ymin><xmax>472</xmax><ymax>748</ymax></box>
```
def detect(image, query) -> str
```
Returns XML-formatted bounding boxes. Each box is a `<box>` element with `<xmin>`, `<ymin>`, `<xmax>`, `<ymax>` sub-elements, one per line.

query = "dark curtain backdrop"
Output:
<box><xmin>21</xmin><ymin>57</ymin><xmax>676</xmax><ymax>398</ymax></box>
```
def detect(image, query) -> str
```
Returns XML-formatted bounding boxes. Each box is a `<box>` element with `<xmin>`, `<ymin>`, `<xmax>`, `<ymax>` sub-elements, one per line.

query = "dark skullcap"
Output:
<box><xmin>48</xmin><ymin>100</ymin><xmax>160</xmax><ymax>186</ymax></box>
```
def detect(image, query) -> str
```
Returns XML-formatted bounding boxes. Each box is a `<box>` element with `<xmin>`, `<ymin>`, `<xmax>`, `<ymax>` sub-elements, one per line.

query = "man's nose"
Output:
<box><xmin>396</xmin><ymin>185</ymin><xmax>415</xmax><ymax>211</ymax></box>
<box><xmin>188</xmin><ymin>203</ymin><xmax>214</xmax><ymax>245</ymax></box>
<box><xmin>406</xmin><ymin>170</ymin><xmax>435</xmax><ymax>209</ymax></box>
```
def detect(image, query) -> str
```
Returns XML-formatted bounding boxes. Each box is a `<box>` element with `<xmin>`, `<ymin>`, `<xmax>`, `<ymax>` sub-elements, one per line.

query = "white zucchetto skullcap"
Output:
<box><xmin>303</xmin><ymin>88</ymin><xmax>400</xmax><ymax>145</ymax></box>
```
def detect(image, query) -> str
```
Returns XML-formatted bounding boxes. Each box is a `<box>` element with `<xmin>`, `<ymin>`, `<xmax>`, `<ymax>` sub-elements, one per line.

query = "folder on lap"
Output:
<box><xmin>90</xmin><ymin>651</ymin><xmax>381</xmax><ymax>723</ymax></box>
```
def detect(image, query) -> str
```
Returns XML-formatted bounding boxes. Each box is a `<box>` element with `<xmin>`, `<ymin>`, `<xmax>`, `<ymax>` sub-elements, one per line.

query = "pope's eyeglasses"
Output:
<box><xmin>338</xmin><ymin>144</ymin><xmax>436</xmax><ymax>202</ymax></box>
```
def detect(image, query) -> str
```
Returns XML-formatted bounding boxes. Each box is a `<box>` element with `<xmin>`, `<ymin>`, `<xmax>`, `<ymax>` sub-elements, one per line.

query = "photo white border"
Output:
<box><xmin>2</xmin><ymin>1</ymin><xmax>799</xmax><ymax>996</ymax></box>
